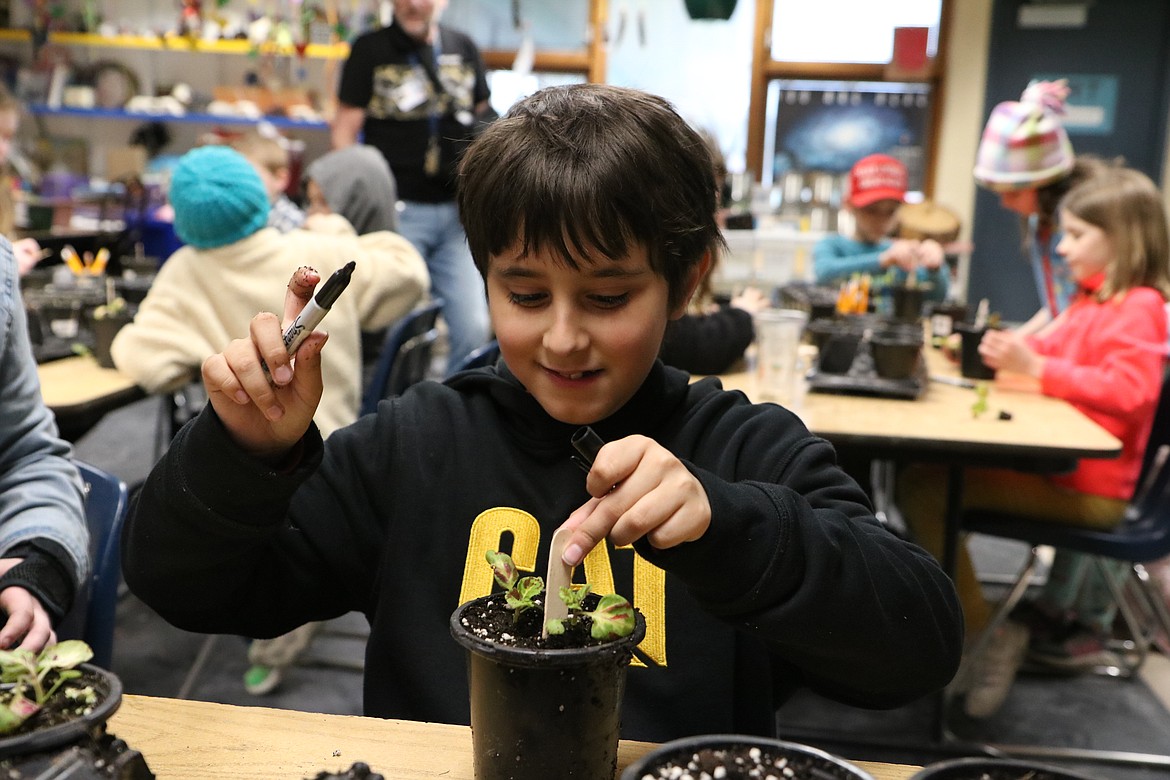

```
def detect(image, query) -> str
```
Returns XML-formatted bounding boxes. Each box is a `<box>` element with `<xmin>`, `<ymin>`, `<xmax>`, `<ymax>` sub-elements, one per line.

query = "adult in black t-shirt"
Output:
<box><xmin>333</xmin><ymin>0</ymin><xmax>492</xmax><ymax>372</ymax></box>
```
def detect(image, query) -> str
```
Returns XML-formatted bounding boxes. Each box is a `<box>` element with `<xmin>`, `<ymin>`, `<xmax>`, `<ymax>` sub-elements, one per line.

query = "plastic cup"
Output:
<box><xmin>754</xmin><ymin>308</ymin><xmax>809</xmax><ymax>408</ymax></box>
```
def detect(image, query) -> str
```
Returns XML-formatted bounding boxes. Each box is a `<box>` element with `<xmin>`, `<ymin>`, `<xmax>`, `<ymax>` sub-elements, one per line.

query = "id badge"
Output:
<box><xmin>424</xmin><ymin>135</ymin><xmax>441</xmax><ymax>177</ymax></box>
<box><xmin>394</xmin><ymin>75</ymin><xmax>428</xmax><ymax>112</ymax></box>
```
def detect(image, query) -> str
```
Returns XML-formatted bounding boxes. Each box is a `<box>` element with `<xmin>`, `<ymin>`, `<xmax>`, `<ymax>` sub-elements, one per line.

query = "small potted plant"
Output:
<box><xmin>0</xmin><ymin>640</ymin><xmax>123</xmax><ymax>758</ymax></box>
<box><xmin>620</xmin><ymin>734</ymin><xmax>876</xmax><ymax>780</ymax></box>
<box><xmin>450</xmin><ymin>550</ymin><xmax>645</xmax><ymax>780</ymax></box>
<box><xmin>90</xmin><ymin>296</ymin><xmax>134</xmax><ymax>369</ymax></box>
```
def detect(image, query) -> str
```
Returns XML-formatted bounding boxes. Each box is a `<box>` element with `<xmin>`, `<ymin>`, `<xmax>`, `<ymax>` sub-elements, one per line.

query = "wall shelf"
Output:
<box><xmin>27</xmin><ymin>104</ymin><xmax>328</xmax><ymax>130</ymax></box>
<box><xmin>0</xmin><ymin>28</ymin><xmax>350</xmax><ymax>60</ymax></box>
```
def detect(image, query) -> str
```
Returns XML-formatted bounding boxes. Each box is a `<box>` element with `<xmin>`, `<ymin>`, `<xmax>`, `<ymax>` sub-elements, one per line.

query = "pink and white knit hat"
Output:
<box><xmin>973</xmin><ymin>80</ymin><xmax>1075</xmax><ymax>191</ymax></box>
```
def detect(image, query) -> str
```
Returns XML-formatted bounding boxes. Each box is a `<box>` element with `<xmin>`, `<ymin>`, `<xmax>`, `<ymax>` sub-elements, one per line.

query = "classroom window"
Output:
<box><xmin>770</xmin><ymin>0</ymin><xmax>941</xmax><ymax>64</ymax></box>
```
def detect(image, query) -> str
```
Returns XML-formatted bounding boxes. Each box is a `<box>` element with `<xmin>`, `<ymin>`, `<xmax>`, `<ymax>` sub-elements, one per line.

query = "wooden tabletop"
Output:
<box><xmin>714</xmin><ymin>347</ymin><xmax>1121</xmax><ymax>462</ymax></box>
<box><xmin>107</xmin><ymin>695</ymin><xmax>918</xmax><ymax>779</ymax></box>
<box><xmin>36</xmin><ymin>355</ymin><xmax>145</xmax><ymax>441</ymax></box>
<box><xmin>37</xmin><ymin>355</ymin><xmax>141</xmax><ymax>413</ymax></box>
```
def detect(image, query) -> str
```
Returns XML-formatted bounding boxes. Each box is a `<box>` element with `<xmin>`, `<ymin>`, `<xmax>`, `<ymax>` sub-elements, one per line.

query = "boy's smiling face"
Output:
<box><xmin>487</xmin><ymin>241</ymin><xmax>687</xmax><ymax>425</ymax></box>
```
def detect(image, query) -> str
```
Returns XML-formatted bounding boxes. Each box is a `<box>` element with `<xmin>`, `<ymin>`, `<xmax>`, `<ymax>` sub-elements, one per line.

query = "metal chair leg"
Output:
<box><xmin>943</xmin><ymin>547</ymin><xmax>1040</xmax><ymax>716</ymax></box>
<box><xmin>1133</xmin><ymin>563</ymin><xmax>1170</xmax><ymax>646</ymax></box>
<box><xmin>176</xmin><ymin>634</ymin><xmax>219</xmax><ymax>700</ymax></box>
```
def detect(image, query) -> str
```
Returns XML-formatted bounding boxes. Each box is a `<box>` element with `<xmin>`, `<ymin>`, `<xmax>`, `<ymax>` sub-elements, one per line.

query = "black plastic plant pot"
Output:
<box><xmin>806</xmin><ymin>318</ymin><xmax>861</xmax><ymax>374</ymax></box>
<box><xmin>620</xmin><ymin>734</ymin><xmax>875</xmax><ymax>780</ymax></box>
<box><xmin>871</xmin><ymin>333</ymin><xmax>923</xmax><ymax>380</ymax></box>
<box><xmin>0</xmin><ymin>664</ymin><xmax>122</xmax><ymax>758</ymax></box>
<box><xmin>907</xmin><ymin>756</ymin><xmax>1101</xmax><ymax>780</ymax></box>
<box><xmin>91</xmin><ymin>313</ymin><xmax>133</xmax><ymax>369</ymax></box>
<box><xmin>450</xmin><ymin>593</ymin><xmax>647</xmax><ymax>780</ymax></box>
<box><xmin>953</xmin><ymin>322</ymin><xmax>996</xmax><ymax>380</ymax></box>
<box><xmin>892</xmin><ymin>285</ymin><xmax>928</xmax><ymax>323</ymax></box>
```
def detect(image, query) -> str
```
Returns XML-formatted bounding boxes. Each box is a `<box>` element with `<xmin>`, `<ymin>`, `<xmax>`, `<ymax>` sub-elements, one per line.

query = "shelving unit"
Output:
<box><xmin>26</xmin><ymin>104</ymin><xmax>327</xmax><ymax>130</ymax></box>
<box><xmin>0</xmin><ymin>28</ymin><xmax>350</xmax><ymax>60</ymax></box>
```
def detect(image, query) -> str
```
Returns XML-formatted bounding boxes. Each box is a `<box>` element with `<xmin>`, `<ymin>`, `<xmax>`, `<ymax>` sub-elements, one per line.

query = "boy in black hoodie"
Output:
<box><xmin>123</xmin><ymin>84</ymin><xmax>962</xmax><ymax>741</ymax></box>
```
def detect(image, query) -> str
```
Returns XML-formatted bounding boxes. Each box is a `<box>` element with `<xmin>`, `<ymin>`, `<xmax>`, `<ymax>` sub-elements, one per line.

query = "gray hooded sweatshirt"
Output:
<box><xmin>305</xmin><ymin>145</ymin><xmax>399</xmax><ymax>235</ymax></box>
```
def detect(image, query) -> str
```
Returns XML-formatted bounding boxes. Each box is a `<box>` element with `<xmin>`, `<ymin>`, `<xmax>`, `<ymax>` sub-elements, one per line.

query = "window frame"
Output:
<box><xmin>478</xmin><ymin>0</ymin><xmax>609</xmax><ymax>84</ymax></box>
<box><xmin>745</xmin><ymin>0</ymin><xmax>954</xmax><ymax>197</ymax></box>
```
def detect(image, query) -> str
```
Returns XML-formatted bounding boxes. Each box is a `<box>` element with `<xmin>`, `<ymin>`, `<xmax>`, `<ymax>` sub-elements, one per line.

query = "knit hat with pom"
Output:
<box><xmin>973</xmin><ymin>80</ymin><xmax>1075</xmax><ymax>191</ymax></box>
<box><xmin>170</xmin><ymin>145</ymin><xmax>270</xmax><ymax>249</ymax></box>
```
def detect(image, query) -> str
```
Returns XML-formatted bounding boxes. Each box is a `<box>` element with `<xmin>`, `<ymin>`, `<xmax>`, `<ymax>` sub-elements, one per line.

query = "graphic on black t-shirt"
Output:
<box><xmin>367</xmin><ymin>58</ymin><xmax>477</xmax><ymax>122</ymax></box>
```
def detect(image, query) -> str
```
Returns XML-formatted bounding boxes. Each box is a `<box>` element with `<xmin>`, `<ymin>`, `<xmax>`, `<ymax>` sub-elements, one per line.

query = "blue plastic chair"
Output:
<box><xmin>56</xmin><ymin>461</ymin><xmax>130</xmax><ymax>669</ymax></box>
<box><xmin>359</xmin><ymin>299</ymin><xmax>443</xmax><ymax>416</ymax></box>
<box><xmin>449</xmin><ymin>339</ymin><xmax>500</xmax><ymax>375</ymax></box>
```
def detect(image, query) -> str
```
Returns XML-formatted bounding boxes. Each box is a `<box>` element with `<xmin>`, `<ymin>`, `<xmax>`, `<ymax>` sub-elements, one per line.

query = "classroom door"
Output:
<box><xmin>967</xmin><ymin>0</ymin><xmax>1170</xmax><ymax>321</ymax></box>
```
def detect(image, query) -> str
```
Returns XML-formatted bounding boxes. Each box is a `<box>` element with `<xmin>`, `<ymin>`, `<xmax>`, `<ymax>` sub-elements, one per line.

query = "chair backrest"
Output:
<box><xmin>1135</xmin><ymin>369</ymin><xmax>1170</xmax><ymax>499</ymax></box>
<box><xmin>1106</xmin><ymin>369</ymin><xmax>1170</xmax><ymax>554</ymax></box>
<box><xmin>449</xmin><ymin>339</ymin><xmax>500</xmax><ymax>375</ymax></box>
<box><xmin>56</xmin><ymin>461</ymin><xmax>129</xmax><ymax>669</ymax></box>
<box><xmin>359</xmin><ymin>299</ymin><xmax>443</xmax><ymax>416</ymax></box>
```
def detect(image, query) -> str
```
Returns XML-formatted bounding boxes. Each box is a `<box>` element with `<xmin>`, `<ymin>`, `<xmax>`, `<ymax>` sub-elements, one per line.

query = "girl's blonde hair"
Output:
<box><xmin>1061</xmin><ymin>165</ymin><xmax>1170</xmax><ymax>302</ymax></box>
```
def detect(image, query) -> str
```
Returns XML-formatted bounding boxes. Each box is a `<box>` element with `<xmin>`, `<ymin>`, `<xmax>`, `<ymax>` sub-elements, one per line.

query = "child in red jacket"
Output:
<box><xmin>901</xmin><ymin>164</ymin><xmax>1170</xmax><ymax>718</ymax></box>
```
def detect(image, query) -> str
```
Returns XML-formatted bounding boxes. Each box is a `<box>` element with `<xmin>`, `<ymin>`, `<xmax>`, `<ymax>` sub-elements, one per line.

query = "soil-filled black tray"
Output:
<box><xmin>807</xmin><ymin>340</ymin><xmax>927</xmax><ymax>400</ymax></box>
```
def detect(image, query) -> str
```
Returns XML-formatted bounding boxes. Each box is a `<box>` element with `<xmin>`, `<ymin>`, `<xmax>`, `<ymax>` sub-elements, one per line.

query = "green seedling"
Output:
<box><xmin>0</xmin><ymin>640</ymin><xmax>96</xmax><ymax>734</ymax></box>
<box><xmin>486</xmin><ymin>550</ymin><xmax>635</xmax><ymax>639</ymax></box>
<box><xmin>971</xmin><ymin>382</ymin><xmax>990</xmax><ymax>419</ymax></box>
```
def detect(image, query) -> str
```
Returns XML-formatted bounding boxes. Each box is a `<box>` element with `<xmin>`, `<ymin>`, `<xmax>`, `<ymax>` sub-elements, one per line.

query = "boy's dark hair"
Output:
<box><xmin>457</xmin><ymin>84</ymin><xmax>724</xmax><ymax>310</ymax></box>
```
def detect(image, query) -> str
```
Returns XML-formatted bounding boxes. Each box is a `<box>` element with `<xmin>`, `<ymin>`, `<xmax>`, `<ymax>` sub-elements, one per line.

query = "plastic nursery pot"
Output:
<box><xmin>91</xmin><ymin>313</ymin><xmax>133</xmax><ymax>369</ymax></box>
<box><xmin>891</xmin><ymin>285</ymin><xmax>927</xmax><ymax>323</ymax></box>
<box><xmin>907</xmin><ymin>756</ymin><xmax>1101</xmax><ymax>780</ymax></box>
<box><xmin>805</xmin><ymin>318</ymin><xmax>862</xmax><ymax>374</ymax></box>
<box><xmin>870</xmin><ymin>330</ymin><xmax>924</xmax><ymax>380</ymax></box>
<box><xmin>450</xmin><ymin>592</ymin><xmax>647</xmax><ymax>780</ymax></box>
<box><xmin>620</xmin><ymin>734</ymin><xmax>875</xmax><ymax>780</ymax></box>
<box><xmin>952</xmin><ymin>322</ymin><xmax>996</xmax><ymax>380</ymax></box>
<box><xmin>0</xmin><ymin>664</ymin><xmax>122</xmax><ymax>758</ymax></box>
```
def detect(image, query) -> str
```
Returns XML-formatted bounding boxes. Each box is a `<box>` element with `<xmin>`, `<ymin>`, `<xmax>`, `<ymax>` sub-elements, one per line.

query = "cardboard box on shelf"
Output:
<box><xmin>105</xmin><ymin>146</ymin><xmax>148</xmax><ymax>181</ymax></box>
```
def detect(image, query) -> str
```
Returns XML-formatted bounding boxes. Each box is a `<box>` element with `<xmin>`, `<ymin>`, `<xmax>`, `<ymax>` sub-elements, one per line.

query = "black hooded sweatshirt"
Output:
<box><xmin>122</xmin><ymin>360</ymin><xmax>962</xmax><ymax>742</ymax></box>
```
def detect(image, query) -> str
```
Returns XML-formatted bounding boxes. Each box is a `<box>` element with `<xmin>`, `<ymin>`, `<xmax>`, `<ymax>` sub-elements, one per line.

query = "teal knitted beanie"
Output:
<box><xmin>170</xmin><ymin>146</ymin><xmax>270</xmax><ymax>249</ymax></box>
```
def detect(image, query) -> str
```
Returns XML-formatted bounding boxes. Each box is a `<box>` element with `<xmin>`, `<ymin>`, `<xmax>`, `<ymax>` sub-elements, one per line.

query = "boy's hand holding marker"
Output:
<box><xmin>202</xmin><ymin>264</ymin><xmax>353</xmax><ymax>461</ymax></box>
<box><xmin>559</xmin><ymin>428</ymin><xmax>711</xmax><ymax>568</ymax></box>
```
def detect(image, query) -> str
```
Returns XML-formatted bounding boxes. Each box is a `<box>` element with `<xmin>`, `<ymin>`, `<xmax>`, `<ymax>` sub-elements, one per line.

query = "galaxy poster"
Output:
<box><xmin>771</xmin><ymin>80</ymin><xmax>932</xmax><ymax>193</ymax></box>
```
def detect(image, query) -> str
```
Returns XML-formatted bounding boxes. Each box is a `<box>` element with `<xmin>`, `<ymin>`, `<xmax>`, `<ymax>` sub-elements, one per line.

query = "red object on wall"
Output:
<box><xmin>892</xmin><ymin>26</ymin><xmax>930</xmax><ymax>72</ymax></box>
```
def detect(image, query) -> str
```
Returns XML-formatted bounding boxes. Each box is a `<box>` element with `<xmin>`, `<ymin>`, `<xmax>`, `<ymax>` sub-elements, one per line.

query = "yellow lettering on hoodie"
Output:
<box><xmin>460</xmin><ymin>507</ymin><xmax>666</xmax><ymax>667</ymax></box>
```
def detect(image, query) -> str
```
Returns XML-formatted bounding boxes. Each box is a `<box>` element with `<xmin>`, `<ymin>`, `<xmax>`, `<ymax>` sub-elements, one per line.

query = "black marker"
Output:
<box><xmin>571</xmin><ymin>426</ymin><xmax>620</xmax><ymax>493</ymax></box>
<box><xmin>283</xmin><ymin>261</ymin><xmax>356</xmax><ymax>354</ymax></box>
<box><xmin>571</xmin><ymin>426</ymin><xmax>606</xmax><ymax>473</ymax></box>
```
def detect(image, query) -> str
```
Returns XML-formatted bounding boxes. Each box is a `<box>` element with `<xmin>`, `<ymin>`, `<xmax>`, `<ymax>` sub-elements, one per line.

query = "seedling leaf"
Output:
<box><xmin>486</xmin><ymin>550</ymin><xmax>518</xmax><ymax>591</ymax></box>
<box><xmin>586</xmin><ymin>594</ymin><xmax>636</xmax><ymax>640</ymax></box>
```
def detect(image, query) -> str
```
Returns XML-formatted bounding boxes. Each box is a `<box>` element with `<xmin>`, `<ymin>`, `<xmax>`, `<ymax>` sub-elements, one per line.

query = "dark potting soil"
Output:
<box><xmin>307</xmin><ymin>761</ymin><xmax>386</xmax><ymax>780</ymax></box>
<box><xmin>633</xmin><ymin>745</ymin><xmax>864</xmax><ymax>780</ymax></box>
<box><xmin>9</xmin><ymin>667</ymin><xmax>110</xmax><ymax>735</ymax></box>
<box><xmin>458</xmin><ymin>591</ymin><xmax>614</xmax><ymax>649</ymax></box>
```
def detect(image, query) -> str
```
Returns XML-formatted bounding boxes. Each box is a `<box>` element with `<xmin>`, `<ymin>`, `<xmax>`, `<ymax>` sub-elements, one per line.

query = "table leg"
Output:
<box><xmin>942</xmin><ymin>463</ymin><xmax>965</xmax><ymax>578</ymax></box>
<box><xmin>934</xmin><ymin>463</ymin><xmax>966</xmax><ymax>743</ymax></box>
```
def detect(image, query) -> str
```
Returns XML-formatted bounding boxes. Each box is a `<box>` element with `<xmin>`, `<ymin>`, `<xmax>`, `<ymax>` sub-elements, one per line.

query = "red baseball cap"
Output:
<box><xmin>847</xmin><ymin>154</ymin><xmax>908</xmax><ymax>207</ymax></box>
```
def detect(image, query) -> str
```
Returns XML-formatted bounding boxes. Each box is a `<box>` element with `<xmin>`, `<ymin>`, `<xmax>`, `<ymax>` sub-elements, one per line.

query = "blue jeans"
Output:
<box><xmin>397</xmin><ymin>201</ymin><xmax>491</xmax><ymax>373</ymax></box>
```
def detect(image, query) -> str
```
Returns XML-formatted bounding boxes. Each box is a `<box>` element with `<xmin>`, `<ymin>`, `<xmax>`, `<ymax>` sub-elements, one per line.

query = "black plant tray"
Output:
<box><xmin>807</xmin><ymin>343</ymin><xmax>927</xmax><ymax>400</ymax></box>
